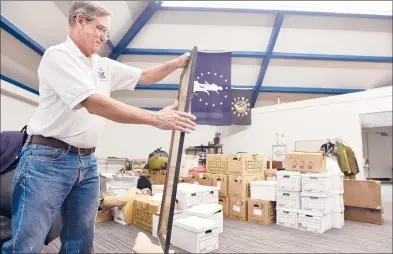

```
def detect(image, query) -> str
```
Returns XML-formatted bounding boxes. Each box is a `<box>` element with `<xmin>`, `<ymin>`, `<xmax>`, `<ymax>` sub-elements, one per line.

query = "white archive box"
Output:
<box><xmin>177</xmin><ymin>184</ymin><xmax>203</xmax><ymax>210</ymax></box>
<box><xmin>195</xmin><ymin>185</ymin><xmax>219</xmax><ymax>205</ymax></box>
<box><xmin>152</xmin><ymin>210</ymin><xmax>189</xmax><ymax>238</ymax></box>
<box><xmin>298</xmin><ymin>210</ymin><xmax>332</xmax><ymax>234</ymax></box>
<box><xmin>152</xmin><ymin>184</ymin><xmax>164</xmax><ymax>195</ymax></box>
<box><xmin>171</xmin><ymin>216</ymin><xmax>219</xmax><ymax>254</ymax></box>
<box><xmin>301</xmin><ymin>172</ymin><xmax>334</xmax><ymax>194</ymax></box>
<box><xmin>332</xmin><ymin>173</ymin><xmax>344</xmax><ymax>194</ymax></box>
<box><xmin>332</xmin><ymin>211</ymin><xmax>345</xmax><ymax>229</ymax></box>
<box><xmin>276</xmin><ymin>208</ymin><xmax>299</xmax><ymax>229</ymax></box>
<box><xmin>332</xmin><ymin>194</ymin><xmax>344</xmax><ymax>212</ymax></box>
<box><xmin>301</xmin><ymin>192</ymin><xmax>333</xmax><ymax>214</ymax></box>
<box><xmin>276</xmin><ymin>191</ymin><xmax>301</xmax><ymax>210</ymax></box>
<box><xmin>185</xmin><ymin>203</ymin><xmax>224</xmax><ymax>233</ymax></box>
<box><xmin>276</xmin><ymin>171</ymin><xmax>302</xmax><ymax>192</ymax></box>
<box><xmin>250</xmin><ymin>181</ymin><xmax>277</xmax><ymax>201</ymax></box>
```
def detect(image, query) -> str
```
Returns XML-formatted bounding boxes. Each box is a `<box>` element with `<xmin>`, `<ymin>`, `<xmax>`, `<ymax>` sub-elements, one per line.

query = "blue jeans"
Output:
<box><xmin>2</xmin><ymin>143</ymin><xmax>100</xmax><ymax>253</ymax></box>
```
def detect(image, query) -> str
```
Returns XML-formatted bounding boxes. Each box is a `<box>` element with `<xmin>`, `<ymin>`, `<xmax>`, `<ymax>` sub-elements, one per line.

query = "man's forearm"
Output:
<box><xmin>82</xmin><ymin>94</ymin><xmax>157</xmax><ymax>125</ymax></box>
<box><xmin>139</xmin><ymin>60</ymin><xmax>177</xmax><ymax>85</ymax></box>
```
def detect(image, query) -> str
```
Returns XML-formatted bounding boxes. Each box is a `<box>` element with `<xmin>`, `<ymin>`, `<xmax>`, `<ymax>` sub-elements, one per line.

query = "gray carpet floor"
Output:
<box><xmin>43</xmin><ymin>183</ymin><xmax>392</xmax><ymax>253</ymax></box>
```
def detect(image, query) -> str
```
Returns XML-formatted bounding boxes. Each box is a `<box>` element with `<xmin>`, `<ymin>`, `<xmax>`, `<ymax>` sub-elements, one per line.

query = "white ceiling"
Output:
<box><xmin>360</xmin><ymin>111</ymin><xmax>393</xmax><ymax>128</ymax></box>
<box><xmin>0</xmin><ymin>1</ymin><xmax>392</xmax><ymax>108</ymax></box>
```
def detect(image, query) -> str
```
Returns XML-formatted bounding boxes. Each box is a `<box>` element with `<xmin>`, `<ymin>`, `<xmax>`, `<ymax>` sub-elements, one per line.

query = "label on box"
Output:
<box><xmin>254</xmin><ymin>208</ymin><xmax>262</xmax><ymax>216</ymax></box>
<box><xmin>233</xmin><ymin>205</ymin><xmax>241</xmax><ymax>212</ymax></box>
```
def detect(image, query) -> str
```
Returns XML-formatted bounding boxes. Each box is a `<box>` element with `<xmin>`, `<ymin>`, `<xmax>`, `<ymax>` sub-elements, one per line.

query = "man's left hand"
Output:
<box><xmin>173</xmin><ymin>53</ymin><xmax>190</xmax><ymax>68</ymax></box>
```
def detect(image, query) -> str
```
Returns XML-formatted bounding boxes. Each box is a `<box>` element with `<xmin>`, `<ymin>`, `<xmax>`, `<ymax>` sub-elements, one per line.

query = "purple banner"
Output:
<box><xmin>190</xmin><ymin>51</ymin><xmax>232</xmax><ymax>126</ymax></box>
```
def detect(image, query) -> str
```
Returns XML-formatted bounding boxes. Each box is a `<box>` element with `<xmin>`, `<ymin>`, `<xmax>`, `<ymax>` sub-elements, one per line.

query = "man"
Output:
<box><xmin>2</xmin><ymin>1</ymin><xmax>196</xmax><ymax>253</ymax></box>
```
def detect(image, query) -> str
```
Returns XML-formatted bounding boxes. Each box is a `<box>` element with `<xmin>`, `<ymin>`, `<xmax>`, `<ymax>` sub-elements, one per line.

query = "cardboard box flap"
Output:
<box><xmin>173</xmin><ymin>216</ymin><xmax>217</xmax><ymax>233</ymax></box>
<box><xmin>185</xmin><ymin>204</ymin><xmax>223</xmax><ymax>217</ymax></box>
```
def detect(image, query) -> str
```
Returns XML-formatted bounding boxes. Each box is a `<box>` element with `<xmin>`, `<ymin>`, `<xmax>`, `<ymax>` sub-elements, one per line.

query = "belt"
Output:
<box><xmin>30</xmin><ymin>135</ymin><xmax>95</xmax><ymax>155</ymax></box>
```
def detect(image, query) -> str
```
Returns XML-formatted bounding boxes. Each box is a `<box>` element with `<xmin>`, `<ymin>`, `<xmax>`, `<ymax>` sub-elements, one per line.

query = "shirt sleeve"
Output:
<box><xmin>38</xmin><ymin>49</ymin><xmax>97</xmax><ymax>110</ymax></box>
<box><xmin>107</xmin><ymin>58</ymin><xmax>143</xmax><ymax>92</ymax></box>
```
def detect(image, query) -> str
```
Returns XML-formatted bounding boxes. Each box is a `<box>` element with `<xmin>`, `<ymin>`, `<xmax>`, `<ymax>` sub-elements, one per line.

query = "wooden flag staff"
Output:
<box><xmin>156</xmin><ymin>46</ymin><xmax>198</xmax><ymax>253</ymax></box>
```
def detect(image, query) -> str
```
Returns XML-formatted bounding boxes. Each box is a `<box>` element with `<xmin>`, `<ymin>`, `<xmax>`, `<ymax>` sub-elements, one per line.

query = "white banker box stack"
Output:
<box><xmin>151</xmin><ymin>183</ymin><xmax>222</xmax><ymax>253</ymax></box>
<box><xmin>276</xmin><ymin>170</ymin><xmax>344</xmax><ymax>233</ymax></box>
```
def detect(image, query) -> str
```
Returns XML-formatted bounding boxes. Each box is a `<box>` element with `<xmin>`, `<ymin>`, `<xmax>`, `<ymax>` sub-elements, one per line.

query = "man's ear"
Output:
<box><xmin>75</xmin><ymin>14</ymin><xmax>85</xmax><ymax>28</ymax></box>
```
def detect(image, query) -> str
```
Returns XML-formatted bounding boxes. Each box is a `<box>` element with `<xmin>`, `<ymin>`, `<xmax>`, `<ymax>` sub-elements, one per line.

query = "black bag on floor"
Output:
<box><xmin>137</xmin><ymin>175</ymin><xmax>153</xmax><ymax>191</ymax></box>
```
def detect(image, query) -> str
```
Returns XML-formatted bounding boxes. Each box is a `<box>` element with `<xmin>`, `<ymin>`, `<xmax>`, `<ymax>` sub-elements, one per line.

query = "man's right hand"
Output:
<box><xmin>152</xmin><ymin>106</ymin><xmax>197</xmax><ymax>134</ymax></box>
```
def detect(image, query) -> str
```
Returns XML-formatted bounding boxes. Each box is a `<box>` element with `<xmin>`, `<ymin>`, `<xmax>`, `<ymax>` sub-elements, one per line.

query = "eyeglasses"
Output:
<box><xmin>90</xmin><ymin>21</ymin><xmax>110</xmax><ymax>42</ymax></box>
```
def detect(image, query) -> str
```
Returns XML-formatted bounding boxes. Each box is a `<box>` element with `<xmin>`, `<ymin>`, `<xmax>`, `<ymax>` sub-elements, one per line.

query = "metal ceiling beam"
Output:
<box><xmin>121</xmin><ymin>48</ymin><xmax>392</xmax><ymax>63</ymax></box>
<box><xmin>0</xmin><ymin>74</ymin><xmax>39</xmax><ymax>95</ymax></box>
<box><xmin>135</xmin><ymin>83</ymin><xmax>364</xmax><ymax>94</ymax></box>
<box><xmin>159</xmin><ymin>6</ymin><xmax>392</xmax><ymax>20</ymax></box>
<box><xmin>1</xmin><ymin>16</ymin><xmax>45</xmax><ymax>56</ymax></box>
<box><xmin>108</xmin><ymin>1</ymin><xmax>162</xmax><ymax>60</ymax></box>
<box><xmin>251</xmin><ymin>14</ymin><xmax>284</xmax><ymax>108</ymax></box>
<box><xmin>122</xmin><ymin>48</ymin><xmax>266</xmax><ymax>58</ymax></box>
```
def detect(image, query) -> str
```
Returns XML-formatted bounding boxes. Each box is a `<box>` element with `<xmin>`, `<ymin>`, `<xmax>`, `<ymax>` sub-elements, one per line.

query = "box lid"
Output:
<box><xmin>301</xmin><ymin>192</ymin><xmax>334</xmax><ymax>198</ymax></box>
<box><xmin>173</xmin><ymin>216</ymin><xmax>217</xmax><ymax>233</ymax></box>
<box><xmin>302</xmin><ymin>172</ymin><xmax>336</xmax><ymax>178</ymax></box>
<box><xmin>298</xmin><ymin>210</ymin><xmax>325</xmax><ymax>217</ymax></box>
<box><xmin>276</xmin><ymin>171</ymin><xmax>302</xmax><ymax>176</ymax></box>
<box><xmin>276</xmin><ymin>208</ymin><xmax>301</xmax><ymax>213</ymax></box>
<box><xmin>194</xmin><ymin>185</ymin><xmax>219</xmax><ymax>192</ymax></box>
<box><xmin>185</xmin><ymin>204</ymin><xmax>222</xmax><ymax>217</ymax></box>
<box><xmin>250</xmin><ymin>180</ymin><xmax>277</xmax><ymax>186</ymax></box>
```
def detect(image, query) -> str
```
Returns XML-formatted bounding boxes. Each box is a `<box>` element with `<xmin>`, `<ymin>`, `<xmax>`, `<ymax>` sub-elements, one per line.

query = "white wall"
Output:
<box><xmin>362</xmin><ymin>126</ymin><xmax>393</xmax><ymax>179</ymax></box>
<box><xmin>0</xmin><ymin>80</ymin><xmax>37</xmax><ymax>131</ymax></box>
<box><xmin>218</xmin><ymin>86</ymin><xmax>393</xmax><ymax>180</ymax></box>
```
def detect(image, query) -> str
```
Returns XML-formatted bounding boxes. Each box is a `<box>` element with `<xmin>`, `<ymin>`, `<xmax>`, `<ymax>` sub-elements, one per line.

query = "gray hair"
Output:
<box><xmin>69</xmin><ymin>1</ymin><xmax>111</xmax><ymax>25</ymax></box>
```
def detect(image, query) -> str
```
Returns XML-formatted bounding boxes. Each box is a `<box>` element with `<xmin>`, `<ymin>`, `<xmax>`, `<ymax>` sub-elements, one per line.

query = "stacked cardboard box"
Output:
<box><xmin>343</xmin><ymin>179</ymin><xmax>383</xmax><ymax>225</ymax></box>
<box><xmin>276</xmin><ymin>152</ymin><xmax>345</xmax><ymax>233</ymax></box>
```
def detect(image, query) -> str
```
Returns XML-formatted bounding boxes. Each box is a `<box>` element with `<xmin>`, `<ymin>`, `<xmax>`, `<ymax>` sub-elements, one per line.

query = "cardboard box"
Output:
<box><xmin>264</xmin><ymin>169</ymin><xmax>277</xmax><ymax>181</ymax></box>
<box><xmin>142</xmin><ymin>169</ymin><xmax>150</xmax><ymax>177</ymax></box>
<box><xmin>171</xmin><ymin>216</ymin><xmax>219</xmax><ymax>253</ymax></box>
<box><xmin>276</xmin><ymin>208</ymin><xmax>299</xmax><ymax>229</ymax></box>
<box><xmin>135</xmin><ymin>199</ymin><xmax>161</xmax><ymax>232</ymax></box>
<box><xmin>333</xmin><ymin>194</ymin><xmax>344</xmax><ymax>213</ymax></box>
<box><xmin>218</xmin><ymin>196</ymin><xmax>230</xmax><ymax>217</ymax></box>
<box><xmin>228</xmin><ymin>175</ymin><xmax>264</xmax><ymax>198</ymax></box>
<box><xmin>266</xmin><ymin>160</ymin><xmax>283</xmax><ymax>170</ymax></box>
<box><xmin>276</xmin><ymin>191</ymin><xmax>301</xmax><ymax>210</ymax></box>
<box><xmin>152</xmin><ymin>210</ymin><xmax>188</xmax><ymax>238</ymax></box>
<box><xmin>333</xmin><ymin>173</ymin><xmax>344</xmax><ymax>194</ymax></box>
<box><xmin>177</xmin><ymin>184</ymin><xmax>202</xmax><ymax>210</ymax></box>
<box><xmin>276</xmin><ymin>171</ymin><xmax>302</xmax><ymax>192</ymax></box>
<box><xmin>343</xmin><ymin>180</ymin><xmax>382</xmax><ymax>209</ymax></box>
<box><xmin>179</xmin><ymin>176</ymin><xmax>188</xmax><ymax>183</ymax></box>
<box><xmin>332</xmin><ymin>211</ymin><xmax>344</xmax><ymax>229</ymax></box>
<box><xmin>285</xmin><ymin>152</ymin><xmax>326</xmax><ymax>173</ymax></box>
<box><xmin>250</xmin><ymin>180</ymin><xmax>277</xmax><ymax>201</ymax></box>
<box><xmin>187</xmin><ymin>173</ymin><xmax>199</xmax><ymax>184</ymax></box>
<box><xmin>149</xmin><ymin>169</ymin><xmax>160</xmax><ymax>184</ymax></box>
<box><xmin>227</xmin><ymin>154</ymin><xmax>264</xmax><ymax>176</ymax></box>
<box><xmin>96</xmin><ymin>209</ymin><xmax>113</xmax><ymax>222</ymax></box>
<box><xmin>247</xmin><ymin>199</ymin><xmax>276</xmax><ymax>225</ymax></box>
<box><xmin>211</xmin><ymin>174</ymin><xmax>228</xmax><ymax>196</ymax></box>
<box><xmin>301</xmin><ymin>192</ymin><xmax>334</xmax><ymax>214</ymax></box>
<box><xmin>197</xmin><ymin>173</ymin><xmax>212</xmax><ymax>186</ymax></box>
<box><xmin>301</xmin><ymin>172</ymin><xmax>335</xmax><ymax>195</ymax></box>
<box><xmin>298</xmin><ymin>211</ymin><xmax>332</xmax><ymax>233</ymax></box>
<box><xmin>206</xmin><ymin>154</ymin><xmax>229</xmax><ymax>174</ymax></box>
<box><xmin>344</xmin><ymin>206</ymin><xmax>383</xmax><ymax>225</ymax></box>
<box><xmin>229</xmin><ymin>196</ymin><xmax>248</xmax><ymax>221</ymax></box>
<box><xmin>159</xmin><ymin>170</ymin><xmax>166</xmax><ymax>184</ymax></box>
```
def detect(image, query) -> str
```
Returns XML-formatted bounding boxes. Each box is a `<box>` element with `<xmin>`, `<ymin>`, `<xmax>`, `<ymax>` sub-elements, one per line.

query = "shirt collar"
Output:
<box><xmin>64</xmin><ymin>36</ymin><xmax>87</xmax><ymax>58</ymax></box>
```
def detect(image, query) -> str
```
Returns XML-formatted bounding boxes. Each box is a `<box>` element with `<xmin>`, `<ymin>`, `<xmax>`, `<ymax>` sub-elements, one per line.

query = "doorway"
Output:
<box><xmin>361</xmin><ymin>111</ymin><xmax>392</xmax><ymax>182</ymax></box>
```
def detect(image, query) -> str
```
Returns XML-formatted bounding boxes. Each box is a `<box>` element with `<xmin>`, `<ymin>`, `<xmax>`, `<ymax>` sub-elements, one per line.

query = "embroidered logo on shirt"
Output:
<box><xmin>97</xmin><ymin>68</ymin><xmax>106</xmax><ymax>81</ymax></box>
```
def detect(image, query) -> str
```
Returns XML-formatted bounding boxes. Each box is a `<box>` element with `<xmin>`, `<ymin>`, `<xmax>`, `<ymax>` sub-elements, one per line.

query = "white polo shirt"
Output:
<box><xmin>27</xmin><ymin>36</ymin><xmax>142</xmax><ymax>148</ymax></box>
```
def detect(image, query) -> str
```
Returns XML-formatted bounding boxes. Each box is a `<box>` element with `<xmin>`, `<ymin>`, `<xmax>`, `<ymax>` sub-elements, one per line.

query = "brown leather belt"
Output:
<box><xmin>30</xmin><ymin>135</ymin><xmax>95</xmax><ymax>155</ymax></box>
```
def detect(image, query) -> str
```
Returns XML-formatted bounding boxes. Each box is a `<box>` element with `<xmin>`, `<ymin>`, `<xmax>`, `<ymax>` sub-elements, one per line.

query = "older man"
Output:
<box><xmin>2</xmin><ymin>1</ymin><xmax>196</xmax><ymax>253</ymax></box>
